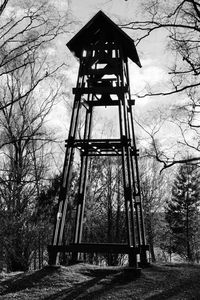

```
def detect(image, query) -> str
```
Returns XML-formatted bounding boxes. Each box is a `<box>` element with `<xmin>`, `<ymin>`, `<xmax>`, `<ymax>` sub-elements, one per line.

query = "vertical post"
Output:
<box><xmin>125</xmin><ymin>59</ymin><xmax>148</xmax><ymax>266</ymax></box>
<box><xmin>49</xmin><ymin>61</ymin><xmax>84</xmax><ymax>265</ymax></box>
<box><xmin>72</xmin><ymin>103</ymin><xmax>93</xmax><ymax>262</ymax></box>
<box><xmin>116</xmin><ymin>47</ymin><xmax>137</xmax><ymax>267</ymax></box>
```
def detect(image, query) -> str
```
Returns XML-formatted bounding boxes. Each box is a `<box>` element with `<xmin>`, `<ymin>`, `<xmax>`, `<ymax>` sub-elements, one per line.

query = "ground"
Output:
<box><xmin>0</xmin><ymin>263</ymin><xmax>200</xmax><ymax>299</ymax></box>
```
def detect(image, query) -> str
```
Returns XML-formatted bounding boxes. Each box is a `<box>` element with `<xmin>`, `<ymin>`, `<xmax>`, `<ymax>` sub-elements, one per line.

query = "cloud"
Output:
<box><xmin>129</xmin><ymin>59</ymin><xmax>168</xmax><ymax>95</ymax></box>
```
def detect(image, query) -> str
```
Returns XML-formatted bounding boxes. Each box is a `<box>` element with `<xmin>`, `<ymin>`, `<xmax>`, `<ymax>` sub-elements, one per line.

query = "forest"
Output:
<box><xmin>0</xmin><ymin>0</ymin><xmax>200</xmax><ymax>273</ymax></box>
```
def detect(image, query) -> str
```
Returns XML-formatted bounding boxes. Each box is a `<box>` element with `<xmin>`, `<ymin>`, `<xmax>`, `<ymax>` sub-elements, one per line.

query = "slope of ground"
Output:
<box><xmin>0</xmin><ymin>263</ymin><xmax>200</xmax><ymax>299</ymax></box>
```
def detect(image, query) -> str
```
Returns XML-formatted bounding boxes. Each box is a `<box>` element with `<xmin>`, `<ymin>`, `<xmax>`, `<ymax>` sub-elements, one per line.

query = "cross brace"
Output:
<box><xmin>66</xmin><ymin>138</ymin><xmax>139</xmax><ymax>156</ymax></box>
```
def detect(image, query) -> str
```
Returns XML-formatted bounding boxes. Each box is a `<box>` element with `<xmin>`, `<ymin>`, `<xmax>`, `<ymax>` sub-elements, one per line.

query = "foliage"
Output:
<box><xmin>140</xmin><ymin>155</ymin><xmax>171</xmax><ymax>262</ymax></box>
<box><xmin>165</xmin><ymin>162</ymin><xmax>200</xmax><ymax>262</ymax></box>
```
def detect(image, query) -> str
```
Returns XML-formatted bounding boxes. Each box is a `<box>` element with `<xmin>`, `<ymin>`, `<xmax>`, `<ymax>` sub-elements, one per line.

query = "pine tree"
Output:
<box><xmin>165</xmin><ymin>163</ymin><xmax>200</xmax><ymax>262</ymax></box>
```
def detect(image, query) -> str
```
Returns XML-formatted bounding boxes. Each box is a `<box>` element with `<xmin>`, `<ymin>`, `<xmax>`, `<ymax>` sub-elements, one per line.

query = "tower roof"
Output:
<box><xmin>67</xmin><ymin>10</ymin><xmax>141</xmax><ymax>67</ymax></box>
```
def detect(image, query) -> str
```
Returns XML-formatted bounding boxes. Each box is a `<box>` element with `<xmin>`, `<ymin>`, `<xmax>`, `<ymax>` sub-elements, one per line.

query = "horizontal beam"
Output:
<box><xmin>65</xmin><ymin>139</ymin><xmax>138</xmax><ymax>155</ymax></box>
<box><xmin>73</xmin><ymin>86</ymin><xmax>128</xmax><ymax>95</ymax></box>
<box><xmin>48</xmin><ymin>243</ymin><xmax>149</xmax><ymax>255</ymax></box>
<box><xmin>65</xmin><ymin>139</ymin><xmax>139</xmax><ymax>156</ymax></box>
<box><xmin>66</xmin><ymin>138</ymin><xmax>131</xmax><ymax>145</ymax></box>
<box><xmin>79</xmin><ymin>153</ymin><xmax>139</xmax><ymax>157</ymax></box>
<box><xmin>81</xmin><ymin>99</ymin><xmax>135</xmax><ymax>107</ymax></box>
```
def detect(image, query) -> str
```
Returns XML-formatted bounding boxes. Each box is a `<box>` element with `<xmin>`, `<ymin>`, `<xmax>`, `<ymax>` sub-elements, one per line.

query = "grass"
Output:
<box><xmin>1</xmin><ymin>263</ymin><xmax>200</xmax><ymax>299</ymax></box>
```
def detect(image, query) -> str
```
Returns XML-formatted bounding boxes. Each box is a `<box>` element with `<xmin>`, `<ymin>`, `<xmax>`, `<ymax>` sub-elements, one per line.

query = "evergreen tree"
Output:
<box><xmin>165</xmin><ymin>163</ymin><xmax>200</xmax><ymax>262</ymax></box>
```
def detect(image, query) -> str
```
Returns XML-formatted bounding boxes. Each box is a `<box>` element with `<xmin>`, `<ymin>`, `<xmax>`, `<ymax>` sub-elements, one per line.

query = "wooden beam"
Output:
<box><xmin>48</xmin><ymin>243</ymin><xmax>149</xmax><ymax>254</ymax></box>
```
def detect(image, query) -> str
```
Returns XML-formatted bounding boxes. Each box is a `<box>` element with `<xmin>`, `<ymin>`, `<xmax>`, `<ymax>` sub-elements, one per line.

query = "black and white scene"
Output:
<box><xmin>0</xmin><ymin>0</ymin><xmax>200</xmax><ymax>299</ymax></box>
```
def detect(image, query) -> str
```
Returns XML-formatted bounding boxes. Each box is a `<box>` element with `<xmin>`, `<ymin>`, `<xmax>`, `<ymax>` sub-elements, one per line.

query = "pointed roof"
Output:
<box><xmin>67</xmin><ymin>11</ymin><xmax>141</xmax><ymax>67</ymax></box>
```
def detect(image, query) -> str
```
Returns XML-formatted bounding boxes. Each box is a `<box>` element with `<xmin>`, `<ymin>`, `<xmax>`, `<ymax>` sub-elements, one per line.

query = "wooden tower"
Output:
<box><xmin>48</xmin><ymin>11</ymin><xmax>149</xmax><ymax>268</ymax></box>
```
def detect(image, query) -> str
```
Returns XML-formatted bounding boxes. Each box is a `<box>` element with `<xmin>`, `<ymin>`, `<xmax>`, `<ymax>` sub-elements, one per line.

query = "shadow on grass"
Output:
<box><xmin>43</xmin><ymin>268</ymin><xmax>138</xmax><ymax>300</ymax></box>
<box><xmin>0</xmin><ymin>265</ymin><xmax>139</xmax><ymax>300</ymax></box>
<box><xmin>144</xmin><ymin>264</ymin><xmax>200</xmax><ymax>300</ymax></box>
<box><xmin>3</xmin><ymin>264</ymin><xmax>198</xmax><ymax>300</ymax></box>
<box><xmin>145</xmin><ymin>277</ymin><xmax>200</xmax><ymax>300</ymax></box>
<box><xmin>0</xmin><ymin>266</ymin><xmax>61</xmax><ymax>295</ymax></box>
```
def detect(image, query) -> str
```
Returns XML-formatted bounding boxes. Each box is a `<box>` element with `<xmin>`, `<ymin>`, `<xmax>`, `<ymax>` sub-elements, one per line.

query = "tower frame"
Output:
<box><xmin>48</xmin><ymin>11</ymin><xmax>149</xmax><ymax>268</ymax></box>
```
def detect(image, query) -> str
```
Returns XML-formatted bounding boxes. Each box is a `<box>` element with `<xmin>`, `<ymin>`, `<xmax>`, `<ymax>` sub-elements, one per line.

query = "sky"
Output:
<box><xmin>39</xmin><ymin>0</ymin><xmax>194</xmax><ymax>174</ymax></box>
<box><xmin>50</xmin><ymin>0</ymin><xmax>176</xmax><ymax>144</ymax></box>
<box><xmin>64</xmin><ymin>0</ymin><xmax>170</xmax><ymax>106</ymax></box>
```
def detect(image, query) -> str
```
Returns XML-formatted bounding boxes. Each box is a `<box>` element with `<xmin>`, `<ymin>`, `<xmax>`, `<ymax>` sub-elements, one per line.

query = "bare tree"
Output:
<box><xmin>0</xmin><ymin>0</ymin><xmax>71</xmax><ymax>109</ymax></box>
<box><xmin>0</xmin><ymin>62</ymin><xmax>59</xmax><ymax>270</ymax></box>
<box><xmin>120</xmin><ymin>0</ymin><xmax>200</xmax><ymax>168</ymax></box>
<box><xmin>0</xmin><ymin>0</ymin><xmax>72</xmax><ymax>271</ymax></box>
<box><xmin>121</xmin><ymin>0</ymin><xmax>200</xmax><ymax>96</ymax></box>
<box><xmin>0</xmin><ymin>0</ymin><xmax>9</xmax><ymax>16</ymax></box>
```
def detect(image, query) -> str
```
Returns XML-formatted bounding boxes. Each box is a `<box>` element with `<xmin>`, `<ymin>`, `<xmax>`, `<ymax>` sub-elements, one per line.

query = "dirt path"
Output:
<box><xmin>0</xmin><ymin>263</ymin><xmax>200</xmax><ymax>299</ymax></box>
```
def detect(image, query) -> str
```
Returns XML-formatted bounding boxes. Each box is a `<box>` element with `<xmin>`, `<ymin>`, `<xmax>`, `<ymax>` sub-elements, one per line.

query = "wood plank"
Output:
<box><xmin>48</xmin><ymin>243</ymin><xmax>149</xmax><ymax>254</ymax></box>
<box><xmin>73</xmin><ymin>87</ymin><xmax>128</xmax><ymax>95</ymax></box>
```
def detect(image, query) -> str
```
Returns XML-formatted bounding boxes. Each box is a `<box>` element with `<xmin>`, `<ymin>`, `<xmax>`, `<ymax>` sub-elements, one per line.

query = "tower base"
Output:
<box><xmin>48</xmin><ymin>243</ymin><xmax>149</xmax><ymax>268</ymax></box>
